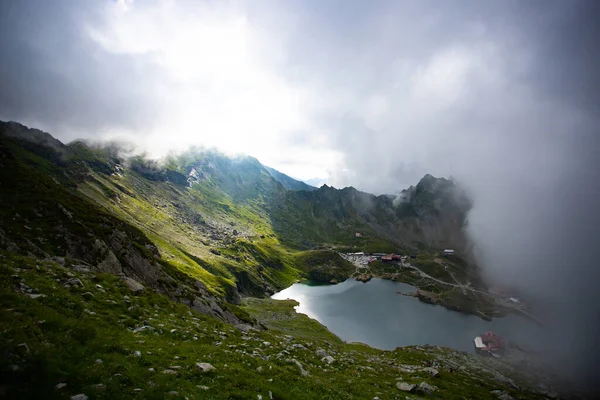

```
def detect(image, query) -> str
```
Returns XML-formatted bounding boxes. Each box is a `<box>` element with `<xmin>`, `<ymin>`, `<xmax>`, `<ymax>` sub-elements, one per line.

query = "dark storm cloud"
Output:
<box><xmin>273</xmin><ymin>0</ymin><xmax>600</xmax><ymax>391</ymax></box>
<box><xmin>1</xmin><ymin>0</ymin><xmax>599</xmax><ymax>393</ymax></box>
<box><xmin>0</xmin><ymin>0</ymin><xmax>163</xmax><ymax>139</ymax></box>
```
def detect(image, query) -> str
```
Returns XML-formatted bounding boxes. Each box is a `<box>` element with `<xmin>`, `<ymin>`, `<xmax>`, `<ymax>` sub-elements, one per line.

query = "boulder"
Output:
<box><xmin>290</xmin><ymin>358</ymin><xmax>309</xmax><ymax>376</ymax></box>
<box><xmin>162</xmin><ymin>369</ymin><xmax>178</xmax><ymax>375</ymax></box>
<box><xmin>491</xmin><ymin>390</ymin><xmax>515</xmax><ymax>400</ymax></box>
<box><xmin>418</xmin><ymin>382</ymin><xmax>438</xmax><ymax>394</ymax></box>
<box><xmin>315</xmin><ymin>348</ymin><xmax>328</xmax><ymax>358</ymax></box>
<box><xmin>322</xmin><ymin>355</ymin><xmax>335</xmax><ymax>364</ymax></box>
<box><xmin>71</xmin><ymin>395</ymin><xmax>88</xmax><ymax>400</ymax></box>
<box><xmin>72</xmin><ymin>265</ymin><xmax>90</xmax><ymax>273</ymax></box>
<box><xmin>65</xmin><ymin>278</ymin><xmax>83</xmax><ymax>287</ymax></box>
<box><xmin>396</xmin><ymin>382</ymin><xmax>416</xmax><ymax>392</ymax></box>
<box><xmin>123</xmin><ymin>277</ymin><xmax>145</xmax><ymax>292</ymax></box>
<box><xmin>235</xmin><ymin>324</ymin><xmax>252</xmax><ymax>333</ymax></box>
<box><xmin>196</xmin><ymin>362</ymin><xmax>215</xmax><ymax>372</ymax></box>
<box><xmin>421</xmin><ymin>367</ymin><xmax>439</xmax><ymax>377</ymax></box>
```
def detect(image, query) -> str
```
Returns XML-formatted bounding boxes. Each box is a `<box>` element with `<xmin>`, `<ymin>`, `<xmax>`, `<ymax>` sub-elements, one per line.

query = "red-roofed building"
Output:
<box><xmin>474</xmin><ymin>331</ymin><xmax>505</xmax><ymax>356</ymax></box>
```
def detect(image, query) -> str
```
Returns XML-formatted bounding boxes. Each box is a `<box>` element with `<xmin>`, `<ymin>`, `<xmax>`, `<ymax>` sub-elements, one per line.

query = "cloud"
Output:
<box><xmin>1</xmin><ymin>0</ymin><xmax>599</xmax><ymax>391</ymax></box>
<box><xmin>0</xmin><ymin>0</ymin><xmax>335</xmax><ymax>179</ymax></box>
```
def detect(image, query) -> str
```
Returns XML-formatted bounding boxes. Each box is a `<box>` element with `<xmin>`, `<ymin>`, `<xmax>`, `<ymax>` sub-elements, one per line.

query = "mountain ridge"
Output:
<box><xmin>0</xmin><ymin>120</ymin><xmax>473</xmax><ymax>297</ymax></box>
<box><xmin>0</xmin><ymin>120</ymin><xmax>571</xmax><ymax>399</ymax></box>
<box><xmin>263</xmin><ymin>165</ymin><xmax>316</xmax><ymax>192</ymax></box>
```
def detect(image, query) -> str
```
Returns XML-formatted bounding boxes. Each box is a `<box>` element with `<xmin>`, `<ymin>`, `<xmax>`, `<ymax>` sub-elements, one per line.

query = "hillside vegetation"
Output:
<box><xmin>1</xmin><ymin>253</ymin><xmax>553</xmax><ymax>400</ymax></box>
<box><xmin>0</xmin><ymin>121</ymin><xmax>562</xmax><ymax>399</ymax></box>
<box><xmin>0</xmin><ymin>120</ymin><xmax>475</xmax><ymax>300</ymax></box>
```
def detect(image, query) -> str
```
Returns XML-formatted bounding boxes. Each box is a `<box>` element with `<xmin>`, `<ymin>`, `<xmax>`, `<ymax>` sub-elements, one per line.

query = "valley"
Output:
<box><xmin>0</xmin><ymin>121</ymin><xmax>576</xmax><ymax>399</ymax></box>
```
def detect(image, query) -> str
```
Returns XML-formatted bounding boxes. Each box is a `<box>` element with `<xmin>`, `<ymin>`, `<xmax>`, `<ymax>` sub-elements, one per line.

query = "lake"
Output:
<box><xmin>272</xmin><ymin>278</ymin><xmax>545</xmax><ymax>353</ymax></box>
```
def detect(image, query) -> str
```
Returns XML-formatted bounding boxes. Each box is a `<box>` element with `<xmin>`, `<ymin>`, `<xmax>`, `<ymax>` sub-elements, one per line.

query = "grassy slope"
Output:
<box><xmin>75</xmin><ymin>161</ymin><xmax>301</xmax><ymax>296</ymax></box>
<box><xmin>0</xmin><ymin>130</ymin><xmax>565</xmax><ymax>399</ymax></box>
<box><xmin>2</xmin><ymin>127</ymin><xmax>477</xmax><ymax>298</ymax></box>
<box><xmin>1</xmin><ymin>252</ymin><xmax>547</xmax><ymax>400</ymax></box>
<box><xmin>292</xmin><ymin>250</ymin><xmax>356</xmax><ymax>283</ymax></box>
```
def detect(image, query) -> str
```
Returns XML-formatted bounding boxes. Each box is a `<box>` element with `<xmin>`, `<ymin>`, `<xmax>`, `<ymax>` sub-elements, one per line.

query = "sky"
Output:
<box><xmin>1</xmin><ymin>0</ymin><xmax>600</xmax><ymax>392</ymax></box>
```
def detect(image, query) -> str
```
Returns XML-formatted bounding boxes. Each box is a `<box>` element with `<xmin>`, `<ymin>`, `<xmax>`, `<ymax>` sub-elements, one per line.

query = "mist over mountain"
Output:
<box><xmin>0</xmin><ymin>118</ymin><xmax>595</xmax><ymax>398</ymax></box>
<box><xmin>1</xmin><ymin>0</ymin><xmax>600</xmax><ymax>397</ymax></box>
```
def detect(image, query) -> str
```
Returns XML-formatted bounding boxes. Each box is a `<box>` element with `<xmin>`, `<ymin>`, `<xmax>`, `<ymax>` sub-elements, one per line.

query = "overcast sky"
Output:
<box><xmin>2</xmin><ymin>0</ymin><xmax>600</xmax><ymax>391</ymax></box>
<box><xmin>0</xmin><ymin>0</ymin><xmax>595</xmax><ymax>189</ymax></box>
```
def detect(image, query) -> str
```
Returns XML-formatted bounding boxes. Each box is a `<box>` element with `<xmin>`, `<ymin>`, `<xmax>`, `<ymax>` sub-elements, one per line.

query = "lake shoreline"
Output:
<box><xmin>271</xmin><ymin>278</ymin><xmax>546</xmax><ymax>355</ymax></box>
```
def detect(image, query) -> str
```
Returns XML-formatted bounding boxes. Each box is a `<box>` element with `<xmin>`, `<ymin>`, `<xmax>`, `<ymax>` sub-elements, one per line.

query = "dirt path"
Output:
<box><xmin>406</xmin><ymin>263</ymin><xmax>545</xmax><ymax>325</ymax></box>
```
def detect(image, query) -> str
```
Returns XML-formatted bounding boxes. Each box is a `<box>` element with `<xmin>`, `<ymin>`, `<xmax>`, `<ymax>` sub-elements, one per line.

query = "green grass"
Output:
<box><xmin>292</xmin><ymin>250</ymin><xmax>355</xmax><ymax>283</ymax></box>
<box><xmin>0</xmin><ymin>252</ymin><xmax>544</xmax><ymax>399</ymax></box>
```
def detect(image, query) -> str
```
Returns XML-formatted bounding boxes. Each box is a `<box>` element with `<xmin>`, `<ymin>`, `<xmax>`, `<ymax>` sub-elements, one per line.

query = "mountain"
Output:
<box><xmin>0</xmin><ymin>121</ymin><xmax>473</xmax><ymax>291</ymax></box>
<box><xmin>264</xmin><ymin>165</ymin><xmax>316</xmax><ymax>192</ymax></box>
<box><xmin>0</xmin><ymin>121</ymin><xmax>564</xmax><ymax>399</ymax></box>
<box><xmin>304</xmin><ymin>177</ymin><xmax>327</xmax><ymax>187</ymax></box>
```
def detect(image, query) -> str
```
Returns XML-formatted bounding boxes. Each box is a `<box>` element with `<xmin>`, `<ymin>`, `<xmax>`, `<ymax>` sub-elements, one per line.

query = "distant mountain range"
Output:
<box><xmin>0</xmin><ymin>120</ymin><xmax>506</xmax><ymax>398</ymax></box>
<box><xmin>0</xmin><ymin>120</ymin><xmax>472</xmax><ymax>300</ymax></box>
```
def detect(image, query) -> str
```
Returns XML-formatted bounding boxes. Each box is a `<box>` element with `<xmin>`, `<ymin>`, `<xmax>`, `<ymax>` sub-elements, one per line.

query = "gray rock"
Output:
<box><xmin>95</xmin><ymin>359</ymin><xmax>103</xmax><ymax>364</ymax></box>
<box><xmin>315</xmin><ymin>348</ymin><xmax>328</xmax><ymax>358</ymax></box>
<box><xmin>65</xmin><ymin>278</ymin><xmax>83</xmax><ymax>287</ymax></box>
<box><xmin>92</xmin><ymin>384</ymin><xmax>106</xmax><ymax>390</ymax></box>
<box><xmin>123</xmin><ymin>277</ymin><xmax>145</xmax><ymax>292</ymax></box>
<box><xmin>72</xmin><ymin>265</ymin><xmax>90</xmax><ymax>273</ymax></box>
<box><xmin>55</xmin><ymin>383</ymin><xmax>67</xmax><ymax>390</ymax></box>
<box><xmin>133</xmin><ymin>325</ymin><xmax>153</xmax><ymax>333</ymax></box>
<box><xmin>71</xmin><ymin>395</ymin><xmax>88</xmax><ymax>400</ymax></box>
<box><xmin>491</xmin><ymin>390</ymin><xmax>515</xmax><ymax>400</ymax></box>
<box><xmin>290</xmin><ymin>358</ymin><xmax>309</xmax><ymax>376</ymax></box>
<box><xmin>16</xmin><ymin>343</ymin><xmax>30</xmax><ymax>354</ymax></box>
<box><xmin>52</xmin><ymin>257</ymin><xmax>66</xmax><ymax>266</ymax></box>
<box><xmin>494</xmin><ymin>374</ymin><xmax>518</xmax><ymax>388</ymax></box>
<box><xmin>133</xmin><ymin>351</ymin><xmax>141</xmax><ymax>357</ymax></box>
<box><xmin>396</xmin><ymin>382</ymin><xmax>416</xmax><ymax>392</ymax></box>
<box><xmin>256</xmin><ymin>366</ymin><xmax>263</xmax><ymax>372</ymax></box>
<box><xmin>418</xmin><ymin>382</ymin><xmax>438</xmax><ymax>394</ymax></box>
<box><xmin>162</xmin><ymin>369</ymin><xmax>178</xmax><ymax>375</ymax></box>
<box><xmin>322</xmin><ymin>356</ymin><xmax>335</xmax><ymax>364</ymax></box>
<box><xmin>421</xmin><ymin>367</ymin><xmax>439</xmax><ymax>377</ymax></box>
<box><xmin>27</xmin><ymin>293</ymin><xmax>45</xmax><ymax>299</ymax></box>
<box><xmin>235</xmin><ymin>324</ymin><xmax>252</xmax><ymax>333</ymax></box>
<box><xmin>196</xmin><ymin>362</ymin><xmax>215</xmax><ymax>372</ymax></box>
<box><xmin>197</xmin><ymin>385</ymin><xmax>209</xmax><ymax>390</ymax></box>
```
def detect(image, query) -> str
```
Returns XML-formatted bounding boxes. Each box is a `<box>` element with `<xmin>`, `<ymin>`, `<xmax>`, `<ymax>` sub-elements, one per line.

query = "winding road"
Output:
<box><xmin>340</xmin><ymin>253</ymin><xmax>544</xmax><ymax>325</ymax></box>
